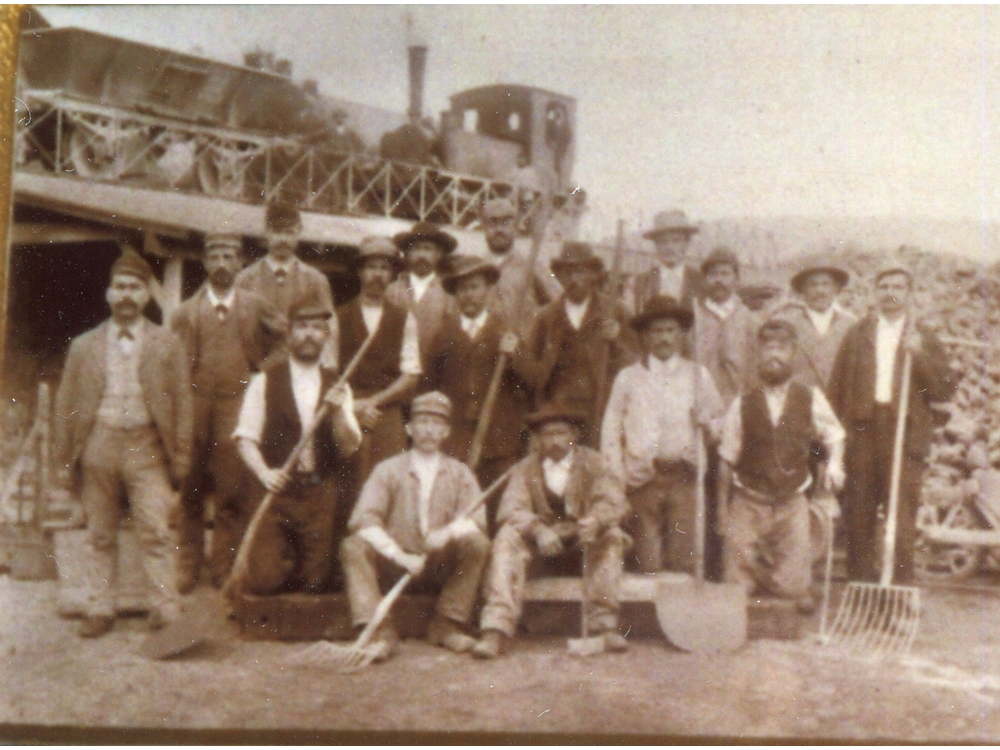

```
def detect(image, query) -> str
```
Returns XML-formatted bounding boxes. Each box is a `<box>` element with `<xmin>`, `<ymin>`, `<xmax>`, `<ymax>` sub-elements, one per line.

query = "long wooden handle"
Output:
<box><xmin>224</xmin><ymin>330</ymin><xmax>378</xmax><ymax>597</ymax></box>
<box><xmin>692</xmin><ymin>306</ymin><xmax>707</xmax><ymax>584</ymax></box>
<box><xmin>353</xmin><ymin>571</ymin><xmax>414</xmax><ymax>651</ymax></box>
<box><xmin>881</xmin><ymin>349</ymin><xmax>913</xmax><ymax>587</ymax></box>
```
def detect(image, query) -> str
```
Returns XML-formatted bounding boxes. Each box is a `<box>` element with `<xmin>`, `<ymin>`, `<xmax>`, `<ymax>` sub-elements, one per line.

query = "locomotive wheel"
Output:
<box><xmin>915</xmin><ymin>502</ymin><xmax>986</xmax><ymax>582</ymax></box>
<box><xmin>64</xmin><ymin>121</ymin><xmax>121</xmax><ymax>178</ymax></box>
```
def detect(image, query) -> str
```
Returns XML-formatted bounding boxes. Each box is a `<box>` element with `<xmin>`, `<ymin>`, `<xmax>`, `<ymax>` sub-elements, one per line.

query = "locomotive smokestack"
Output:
<box><xmin>407</xmin><ymin>44</ymin><xmax>427</xmax><ymax>121</ymax></box>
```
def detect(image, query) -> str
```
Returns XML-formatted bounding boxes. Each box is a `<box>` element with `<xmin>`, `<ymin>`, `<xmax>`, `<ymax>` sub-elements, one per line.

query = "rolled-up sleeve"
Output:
<box><xmin>232</xmin><ymin>372</ymin><xmax>267</xmax><ymax>444</ymax></box>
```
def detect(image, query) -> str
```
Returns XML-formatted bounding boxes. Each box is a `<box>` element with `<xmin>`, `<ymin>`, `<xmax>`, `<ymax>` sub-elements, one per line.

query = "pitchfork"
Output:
<box><xmin>824</xmin><ymin>349</ymin><xmax>921</xmax><ymax>658</ymax></box>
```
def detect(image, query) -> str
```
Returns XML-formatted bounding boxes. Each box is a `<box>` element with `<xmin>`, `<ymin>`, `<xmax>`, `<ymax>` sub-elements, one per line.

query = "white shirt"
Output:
<box><xmin>206</xmin><ymin>285</ymin><xmax>236</xmax><ymax>314</ymax></box>
<box><xmin>875</xmin><ymin>314</ymin><xmax>907</xmax><ymax>403</ymax></box>
<box><xmin>704</xmin><ymin>295</ymin><xmax>738</xmax><ymax>321</ymax></box>
<box><xmin>563</xmin><ymin>296</ymin><xmax>591</xmax><ymax>331</ymax></box>
<box><xmin>409</xmin><ymin>450</ymin><xmax>442</xmax><ymax>536</ymax></box>
<box><xmin>264</xmin><ymin>255</ymin><xmax>297</xmax><ymax>279</ymax></box>
<box><xmin>460</xmin><ymin>309</ymin><xmax>490</xmax><ymax>340</ymax></box>
<box><xmin>656</xmin><ymin>262</ymin><xmax>686</xmax><ymax>299</ymax></box>
<box><xmin>409</xmin><ymin>272</ymin><xmax>436</xmax><ymax>303</ymax></box>
<box><xmin>542</xmin><ymin>450</ymin><xmax>574</xmax><ymax>497</ymax></box>
<box><xmin>360</xmin><ymin>302</ymin><xmax>422</xmax><ymax>375</ymax></box>
<box><xmin>805</xmin><ymin>304</ymin><xmax>838</xmax><ymax>337</ymax></box>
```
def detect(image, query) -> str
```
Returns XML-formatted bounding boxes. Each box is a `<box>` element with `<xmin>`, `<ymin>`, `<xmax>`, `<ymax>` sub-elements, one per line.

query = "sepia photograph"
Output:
<box><xmin>1</xmin><ymin>3</ymin><xmax>1000</xmax><ymax>742</ymax></box>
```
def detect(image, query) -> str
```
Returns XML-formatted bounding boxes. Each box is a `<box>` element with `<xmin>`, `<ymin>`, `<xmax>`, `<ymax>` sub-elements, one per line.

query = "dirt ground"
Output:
<box><xmin>2</xmin><ymin>576</ymin><xmax>1000</xmax><ymax>743</ymax></box>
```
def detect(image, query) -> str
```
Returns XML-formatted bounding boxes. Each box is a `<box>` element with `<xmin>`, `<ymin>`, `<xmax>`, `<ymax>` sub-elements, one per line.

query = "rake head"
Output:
<box><xmin>821</xmin><ymin>582</ymin><xmax>921</xmax><ymax>659</ymax></box>
<box><xmin>291</xmin><ymin>639</ymin><xmax>388</xmax><ymax>673</ymax></box>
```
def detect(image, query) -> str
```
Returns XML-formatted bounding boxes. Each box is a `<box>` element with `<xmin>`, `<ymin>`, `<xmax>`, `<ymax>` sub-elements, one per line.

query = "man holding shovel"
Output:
<box><xmin>232</xmin><ymin>293</ymin><xmax>362</xmax><ymax>595</ymax></box>
<box><xmin>341</xmin><ymin>392</ymin><xmax>490</xmax><ymax>662</ymax></box>
<box><xmin>716</xmin><ymin>319</ymin><xmax>846</xmax><ymax>611</ymax></box>
<box><xmin>474</xmin><ymin>404</ymin><xmax>629</xmax><ymax>659</ymax></box>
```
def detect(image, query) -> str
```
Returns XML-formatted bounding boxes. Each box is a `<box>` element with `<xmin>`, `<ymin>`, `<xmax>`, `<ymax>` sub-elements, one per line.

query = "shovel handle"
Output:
<box><xmin>881</xmin><ymin>349</ymin><xmax>913</xmax><ymax>587</ymax></box>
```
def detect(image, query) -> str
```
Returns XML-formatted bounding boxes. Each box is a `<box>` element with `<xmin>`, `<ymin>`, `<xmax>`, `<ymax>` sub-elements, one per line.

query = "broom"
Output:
<box><xmin>825</xmin><ymin>349</ymin><xmax>921</xmax><ymax>658</ymax></box>
<box><xmin>294</xmin><ymin>465</ymin><xmax>515</xmax><ymax>672</ymax></box>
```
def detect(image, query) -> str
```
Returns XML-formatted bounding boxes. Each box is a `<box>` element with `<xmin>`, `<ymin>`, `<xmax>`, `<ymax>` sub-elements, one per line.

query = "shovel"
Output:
<box><xmin>568</xmin><ymin>543</ymin><xmax>605</xmax><ymax>657</ymax></box>
<box><xmin>654</xmin><ymin>316</ymin><xmax>747</xmax><ymax>655</ymax></box>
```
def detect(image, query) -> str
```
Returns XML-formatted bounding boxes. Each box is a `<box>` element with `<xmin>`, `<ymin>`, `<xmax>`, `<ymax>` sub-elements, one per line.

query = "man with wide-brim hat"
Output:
<box><xmin>773</xmin><ymin>264</ymin><xmax>855</xmax><ymax>392</ymax></box>
<box><xmin>50</xmin><ymin>246</ymin><xmax>193</xmax><ymax>638</ymax></box>
<box><xmin>634</xmin><ymin>209</ymin><xmax>704</xmax><ymax>314</ymax></box>
<box><xmin>169</xmin><ymin>232</ymin><xmax>287</xmax><ymax>591</ymax></box>
<box><xmin>602</xmin><ymin>295</ymin><xmax>724</xmax><ymax>574</ymax></box>
<box><xmin>343</xmin><ymin>390</ymin><xmax>490</xmax><ymax>662</ymax></box>
<box><xmin>527</xmin><ymin>240</ymin><xmax>632</xmax><ymax>447</ymax></box>
<box><xmin>828</xmin><ymin>260</ymin><xmax>956</xmax><ymax>585</ymax></box>
<box><xmin>387</xmin><ymin>222</ymin><xmax>459</xmax><ymax>365</ymax></box>
<box><xmin>425</xmin><ymin>255</ymin><xmax>536</xmax><ymax>525</ymax></box>
<box><xmin>238</xmin><ymin>192</ymin><xmax>337</xmax><ymax>366</ymax></box>
<box><xmin>474</xmin><ymin>401</ymin><xmax>629</xmax><ymax>659</ymax></box>
<box><xmin>479</xmin><ymin>197</ymin><xmax>556</xmax><ymax>338</ymax></box>
<box><xmin>335</xmin><ymin>236</ymin><xmax>422</xmax><ymax>535</ymax></box>
<box><xmin>233</xmin><ymin>289</ymin><xmax>362</xmax><ymax>595</ymax></box>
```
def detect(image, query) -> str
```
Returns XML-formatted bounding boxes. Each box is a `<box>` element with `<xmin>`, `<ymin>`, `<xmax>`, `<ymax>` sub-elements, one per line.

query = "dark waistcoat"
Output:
<box><xmin>338</xmin><ymin>299</ymin><xmax>407</xmax><ymax>396</ymax></box>
<box><xmin>735</xmin><ymin>382</ymin><xmax>813</xmax><ymax>499</ymax></box>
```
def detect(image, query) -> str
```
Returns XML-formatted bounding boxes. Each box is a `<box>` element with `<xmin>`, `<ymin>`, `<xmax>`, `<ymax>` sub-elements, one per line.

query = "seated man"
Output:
<box><xmin>341</xmin><ymin>391</ymin><xmax>490</xmax><ymax>662</ymax></box>
<box><xmin>474</xmin><ymin>404</ymin><xmax>630</xmax><ymax>659</ymax></box>
<box><xmin>233</xmin><ymin>293</ymin><xmax>362</xmax><ymax>595</ymax></box>
<box><xmin>717</xmin><ymin>319</ymin><xmax>846</xmax><ymax>611</ymax></box>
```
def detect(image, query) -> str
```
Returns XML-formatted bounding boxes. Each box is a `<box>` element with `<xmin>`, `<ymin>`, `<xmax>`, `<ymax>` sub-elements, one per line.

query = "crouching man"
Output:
<box><xmin>717</xmin><ymin>319</ymin><xmax>845</xmax><ymax>611</ymax></box>
<box><xmin>233</xmin><ymin>294</ymin><xmax>362</xmax><ymax>595</ymax></box>
<box><xmin>341</xmin><ymin>392</ymin><xmax>490</xmax><ymax>662</ymax></box>
<box><xmin>474</xmin><ymin>404</ymin><xmax>629</xmax><ymax>659</ymax></box>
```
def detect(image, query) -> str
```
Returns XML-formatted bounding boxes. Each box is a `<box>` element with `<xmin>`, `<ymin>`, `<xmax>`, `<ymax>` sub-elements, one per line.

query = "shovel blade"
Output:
<box><xmin>655</xmin><ymin>579</ymin><xmax>747</xmax><ymax>654</ymax></box>
<box><xmin>138</xmin><ymin>588</ymin><xmax>230</xmax><ymax>660</ymax></box>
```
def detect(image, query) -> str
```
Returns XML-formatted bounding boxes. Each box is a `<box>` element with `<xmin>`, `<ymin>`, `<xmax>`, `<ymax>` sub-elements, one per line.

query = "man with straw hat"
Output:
<box><xmin>633</xmin><ymin>209</ymin><xmax>704</xmax><ymax>315</ymax></box>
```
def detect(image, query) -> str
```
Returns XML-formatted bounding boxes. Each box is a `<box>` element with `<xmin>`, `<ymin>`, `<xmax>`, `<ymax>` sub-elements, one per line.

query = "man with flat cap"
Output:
<box><xmin>170</xmin><ymin>233</ymin><xmax>287</xmax><ymax>591</ymax></box>
<box><xmin>342</xmin><ymin>391</ymin><xmax>490</xmax><ymax>662</ymax></box>
<box><xmin>423</xmin><ymin>255</ymin><xmax>535</xmax><ymax>510</ymax></box>
<box><xmin>237</xmin><ymin>193</ymin><xmax>337</xmax><ymax>366</ymax></box>
<box><xmin>386</xmin><ymin>221</ymin><xmax>459</xmax><ymax>366</ymax></box>
<box><xmin>773</xmin><ymin>265</ymin><xmax>856</xmax><ymax>392</ymax></box>
<box><xmin>51</xmin><ymin>247</ymin><xmax>193</xmax><ymax>638</ymax></box>
<box><xmin>601</xmin><ymin>295</ymin><xmax>724</xmax><ymax>573</ymax></box>
<box><xmin>474</xmin><ymin>403</ymin><xmax>629</xmax><ymax>659</ymax></box>
<box><xmin>717</xmin><ymin>319</ymin><xmax>846</xmax><ymax>611</ymax></box>
<box><xmin>526</xmin><ymin>241</ymin><xmax>632</xmax><ymax>446</ymax></box>
<box><xmin>632</xmin><ymin>210</ymin><xmax>704</xmax><ymax>315</ymax></box>
<box><xmin>828</xmin><ymin>264</ymin><xmax>955</xmax><ymax>584</ymax></box>
<box><xmin>481</xmin><ymin>197</ymin><xmax>556</xmax><ymax>339</ymax></box>
<box><xmin>233</xmin><ymin>293</ymin><xmax>361</xmax><ymax>595</ymax></box>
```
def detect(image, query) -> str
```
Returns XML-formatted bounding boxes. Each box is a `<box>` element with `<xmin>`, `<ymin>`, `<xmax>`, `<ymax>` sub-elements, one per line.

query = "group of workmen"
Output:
<box><xmin>50</xmin><ymin>194</ymin><xmax>956</xmax><ymax>662</ymax></box>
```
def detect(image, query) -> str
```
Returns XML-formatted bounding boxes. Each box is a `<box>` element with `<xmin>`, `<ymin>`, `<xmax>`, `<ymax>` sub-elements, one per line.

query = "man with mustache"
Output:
<box><xmin>386</xmin><ymin>222</ymin><xmax>459</xmax><ymax>366</ymax></box>
<box><xmin>632</xmin><ymin>209</ymin><xmax>704</xmax><ymax>314</ymax></box>
<box><xmin>51</xmin><ymin>247</ymin><xmax>193</xmax><ymax>637</ymax></box>
<box><xmin>232</xmin><ymin>293</ymin><xmax>361</xmax><ymax>595</ymax></box>
<box><xmin>169</xmin><ymin>233</ymin><xmax>287</xmax><ymax>592</ymax></box>
<box><xmin>716</xmin><ymin>319</ymin><xmax>846</xmax><ymax>611</ymax></box>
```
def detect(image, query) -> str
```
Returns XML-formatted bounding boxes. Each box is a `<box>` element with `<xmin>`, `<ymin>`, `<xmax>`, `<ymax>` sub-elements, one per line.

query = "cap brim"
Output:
<box><xmin>790</xmin><ymin>267</ymin><xmax>849</xmax><ymax>293</ymax></box>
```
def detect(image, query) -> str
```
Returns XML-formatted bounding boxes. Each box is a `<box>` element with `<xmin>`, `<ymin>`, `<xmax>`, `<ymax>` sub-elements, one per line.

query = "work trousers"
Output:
<box><xmin>843</xmin><ymin>408</ymin><xmax>923</xmax><ymax>584</ymax></box>
<box><xmin>479</xmin><ymin>524</ymin><xmax>627</xmax><ymax>638</ymax></box>
<box><xmin>341</xmin><ymin>530</ymin><xmax>489</xmax><ymax>627</ymax></box>
<box><xmin>722</xmin><ymin>489</ymin><xmax>811</xmax><ymax>599</ymax></box>
<box><xmin>243</xmin><ymin>477</ymin><xmax>339</xmax><ymax>595</ymax></box>
<box><xmin>626</xmin><ymin>462</ymin><xmax>696</xmax><ymax>574</ymax></box>
<box><xmin>79</xmin><ymin>423</ymin><xmax>179</xmax><ymax>620</ymax></box>
<box><xmin>177</xmin><ymin>393</ymin><xmax>250</xmax><ymax>586</ymax></box>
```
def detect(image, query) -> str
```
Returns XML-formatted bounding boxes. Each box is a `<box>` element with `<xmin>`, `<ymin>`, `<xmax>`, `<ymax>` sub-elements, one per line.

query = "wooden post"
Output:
<box><xmin>0</xmin><ymin>6</ymin><xmax>22</xmax><ymax>382</ymax></box>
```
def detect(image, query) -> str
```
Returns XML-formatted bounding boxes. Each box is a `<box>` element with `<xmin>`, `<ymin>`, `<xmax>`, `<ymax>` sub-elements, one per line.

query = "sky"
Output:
<box><xmin>37</xmin><ymin>5</ymin><xmax>1000</xmax><ymax>242</ymax></box>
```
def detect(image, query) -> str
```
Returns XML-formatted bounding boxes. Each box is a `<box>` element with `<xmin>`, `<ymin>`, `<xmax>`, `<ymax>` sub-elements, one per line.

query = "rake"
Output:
<box><xmin>294</xmin><ymin>465</ymin><xmax>515</xmax><ymax>672</ymax></box>
<box><xmin>824</xmin><ymin>350</ymin><xmax>921</xmax><ymax>659</ymax></box>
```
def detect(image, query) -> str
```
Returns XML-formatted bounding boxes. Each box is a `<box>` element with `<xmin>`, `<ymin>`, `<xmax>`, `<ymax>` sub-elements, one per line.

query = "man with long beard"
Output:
<box><xmin>716</xmin><ymin>319</ymin><xmax>845</xmax><ymax>611</ymax></box>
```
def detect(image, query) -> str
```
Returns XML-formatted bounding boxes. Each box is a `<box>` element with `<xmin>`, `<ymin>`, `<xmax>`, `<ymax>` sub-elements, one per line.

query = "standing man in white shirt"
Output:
<box><xmin>601</xmin><ymin>296</ymin><xmax>725</xmax><ymax>573</ymax></box>
<box><xmin>341</xmin><ymin>392</ymin><xmax>490</xmax><ymax>662</ymax></box>
<box><xmin>717</xmin><ymin>319</ymin><xmax>846</xmax><ymax>611</ymax></box>
<box><xmin>386</xmin><ymin>221</ymin><xmax>459</xmax><ymax>365</ymax></box>
<box><xmin>828</xmin><ymin>265</ymin><xmax>955</xmax><ymax>584</ymax></box>
<box><xmin>170</xmin><ymin>233</ymin><xmax>287</xmax><ymax>591</ymax></box>
<box><xmin>233</xmin><ymin>293</ymin><xmax>361</xmax><ymax>595</ymax></box>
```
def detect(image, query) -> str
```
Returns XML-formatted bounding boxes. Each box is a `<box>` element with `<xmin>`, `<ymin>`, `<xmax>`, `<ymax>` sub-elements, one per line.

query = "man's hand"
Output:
<box><xmin>424</xmin><ymin>527</ymin><xmax>452</xmax><ymax>553</ymax></box>
<box><xmin>258</xmin><ymin>466</ymin><xmax>291</xmax><ymax>494</ymax></box>
<box><xmin>824</xmin><ymin>464</ymin><xmax>846</xmax><ymax>494</ymax></box>
<box><xmin>399</xmin><ymin>552</ymin><xmax>427</xmax><ymax>577</ymax></box>
<box><xmin>599</xmin><ymin>318</ymin><xmax>621</xmax><ymax>341</ymax></box>
<box><xmin>578</xmin><ymin>515</ymin><xmax>601</xmax><ymax>545</ymax></box>
<box><xmin>354</xmin><ymin>398</ymin><xmax>382</xmax><ymax>430</ymax></box>
<box><xmin>534</xmin><ymin>525</ymin><xmax>564</xmax><ymax>557</ymax></box>
<box><xmin>812</xmin><ymin>494</ymin><xmax>841</xmax><ymax>521</ymax></box>
<box><xmin>323</xmin><ymin>382</ymin><xmax>351</xmax><ymax>412</ymax></box>
<box><xmin>499</xmin><ymin>331</ymin><xmax>520</xmax><ymax>356</ymax></box>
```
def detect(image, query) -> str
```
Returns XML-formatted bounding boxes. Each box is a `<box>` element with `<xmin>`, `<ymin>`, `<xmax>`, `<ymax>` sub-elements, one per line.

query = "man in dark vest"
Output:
<box><xmin>632</xmin><ymin>209</ymin><xmax>703</xmax><ymax>315</ymax></box>
<box><xmin>170</xmin><ymin>233</ymin><xmax>287</xmax><ymax>592</ymax></box>
<box><xmin>232</xmin><ymin>294</ymin><xmax>361</xmax><ymax>595</ymax></box>
<box><xmin>716</xmin><ymin>319</ymin><xmax>845</xmax><ymax>610</ymax></box>
<box><xmin>423</xmin><ymin>255</ymin><xmax>536</xmax><ymax>529</ymax></box>
<box><xmin>527</xmin><ymin>241</ymin><xmax>632</xmax><ymax>446</ymax></box>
